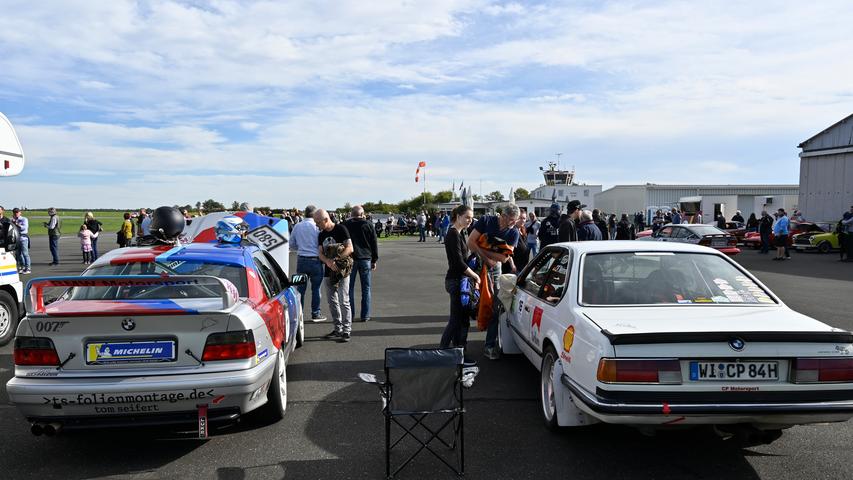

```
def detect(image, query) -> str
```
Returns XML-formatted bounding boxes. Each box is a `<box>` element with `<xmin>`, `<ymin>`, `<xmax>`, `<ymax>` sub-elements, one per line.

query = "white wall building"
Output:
<box><xmin>798</xmin><ymin>113</ymin><xmax>853</xmax><ymax>221</ymax></box>
<box><xmin>595</xmin><ymin>184</ymin><xmax>799</xmax><ymax>221</ymax></box>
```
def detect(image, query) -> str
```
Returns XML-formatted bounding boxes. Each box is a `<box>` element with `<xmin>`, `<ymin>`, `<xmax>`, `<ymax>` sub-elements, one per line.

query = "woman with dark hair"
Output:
<box><xmin>440</xmin><ymin>205</ymin><xmax>480</xmax><ymax>350</ymax></box>
<box><xmin>747</xmin><ymin>213</ymin><xmax>759</xmax><ymax>232</ymax></box>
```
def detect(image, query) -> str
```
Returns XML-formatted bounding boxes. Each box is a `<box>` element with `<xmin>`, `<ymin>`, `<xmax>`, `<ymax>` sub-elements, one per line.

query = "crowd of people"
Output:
<box><xmin>2</xmin><ymin>201</ymin><xmax>851</xmax><ymax>359</ymax></box>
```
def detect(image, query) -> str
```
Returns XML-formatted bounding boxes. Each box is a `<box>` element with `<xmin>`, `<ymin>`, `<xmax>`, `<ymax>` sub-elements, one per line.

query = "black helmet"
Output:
<box><xmin>150</xmin><ymin>206</ymin><xmax>186</xmax><ymax>241</ymax></box>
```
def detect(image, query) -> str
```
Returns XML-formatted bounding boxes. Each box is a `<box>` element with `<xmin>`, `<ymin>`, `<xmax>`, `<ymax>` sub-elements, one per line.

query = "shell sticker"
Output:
<box><xmin>563</xmin><ymin>325</ymin><xmax>575</xmax><ymax>353</ymax></box>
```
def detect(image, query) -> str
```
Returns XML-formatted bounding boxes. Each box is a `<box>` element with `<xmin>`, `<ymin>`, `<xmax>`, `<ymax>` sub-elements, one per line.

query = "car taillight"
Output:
<box><xmin>792</xmin><ymin>358</ymin><xmax>853</xmax><ymax>383</ymax></box>
<box><xmin>202</xmin><ymin>330</ymin><xmax>256</xmax><ymax>361</ymax></box>
<box><xmin>14</xmin><ymin>337</ymin><xmax>61</xmax><ymax>366</ymax></box>
<box><xmin>597</xmin><ymin>358</ymin><xmax>682</xmax><ymax>384</ymax></box>
<box><xmin>698</xmin><ymin>238</ymin><xmax>711</xmax><ymax>246</ymax></box>
<box><xmin>728</xmin><ymin>237</ymin><xmax>737</xmax><ymax>246</ymax></box>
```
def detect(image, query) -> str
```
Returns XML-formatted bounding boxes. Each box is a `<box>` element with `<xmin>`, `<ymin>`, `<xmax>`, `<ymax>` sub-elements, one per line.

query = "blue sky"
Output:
<box><xmin>1</xmin><ymin>0</ymin><xmax>852</xmax><ymax>209</ymax></box>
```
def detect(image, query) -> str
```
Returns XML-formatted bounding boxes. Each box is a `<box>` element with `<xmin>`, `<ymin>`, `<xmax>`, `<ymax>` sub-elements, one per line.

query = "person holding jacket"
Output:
<box><xmin>440</xmin><ymin>205</ymin><xmax>480</xmax><ymax>350</ymax></box>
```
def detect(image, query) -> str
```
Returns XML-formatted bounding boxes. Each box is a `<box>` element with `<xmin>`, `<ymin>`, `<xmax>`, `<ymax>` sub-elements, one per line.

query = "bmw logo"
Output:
<box><xmin>729</xmin><ymin>337</ymin><xmax>745</xmax><ymax>351</ymax></box>
<box><xmin>121</xmin><ymin>318</ymin><xmax>136</xmax><ymax>331</ymax></box>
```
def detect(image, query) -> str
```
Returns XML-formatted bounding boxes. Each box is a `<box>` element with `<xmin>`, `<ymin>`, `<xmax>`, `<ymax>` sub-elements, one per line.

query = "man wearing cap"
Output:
<box><xmin>43</xmin><ymin>207</ymin><xmax>61</xmax><ymax>265</ymax></box>
<box><xmin>559</xmin><ymin>200</ymin><xmax>584</xmax><ymax>242</ymax></box>
<box><xmin>732</xmin><ymin>210</ymin><xmax>745</xmax><ymax>223</ymax></box>
<box><xmin>12</xmin><ymin>208</ymin><xmax>30</xmax><ymax>274</ymax></box>
<box><xmin>538</xmin><ymin>203</ymin><xmax>561</xmax><ymax>248</ymax></box>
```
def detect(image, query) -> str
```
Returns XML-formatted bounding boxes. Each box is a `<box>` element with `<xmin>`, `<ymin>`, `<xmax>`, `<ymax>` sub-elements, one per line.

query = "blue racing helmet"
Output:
<box><xmin>216</xmin><ymin>215</ymin><xmax>249</xmax><ymax>244</ymax></box>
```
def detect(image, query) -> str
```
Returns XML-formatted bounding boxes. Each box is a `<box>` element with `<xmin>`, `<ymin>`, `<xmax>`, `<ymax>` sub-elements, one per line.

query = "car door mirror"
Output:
<box><xmin>289</xmin><ymin>273</ymin><xmax>308</xmax><ymax>287</ymax></box>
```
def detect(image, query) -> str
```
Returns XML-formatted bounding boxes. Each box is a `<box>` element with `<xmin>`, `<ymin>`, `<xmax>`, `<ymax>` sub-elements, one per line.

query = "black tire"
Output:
<box><xmin>817</xmin><ymin>241</ymin><xmax>831</xmax><ymax>254</ymax></box>
<box><xmin>0</xmin><ymin>290</ymin><xmax>19</xmax><ymax>347</ymax></box>
<box><xmin>257</xmin><ymin>347</ymin><xmax>287</xmax><ymax>422</ymax></box>
<box><xmin>295</xmin><ymin>312</ymin><xmax>305</xmax><ymax>348</ymax></box>
<box><xmin>540</xmin><ymin>346</ymin><xmax>560</xmax><ymax>431</ymax></box>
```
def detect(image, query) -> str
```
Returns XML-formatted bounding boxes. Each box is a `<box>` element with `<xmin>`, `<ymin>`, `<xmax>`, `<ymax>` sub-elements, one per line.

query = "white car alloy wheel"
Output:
<box><xmin>0</xmin><ymin>290</ymin><xmax>18</xmax><ymax>345</ymax></box>
<box><xmin>276</xmin><ymin>348</ymin><xmax>288</xmax><ymax>413</ymax></box>
<box><xmin>0</xmin><ymin>302</ymin><xmax>10</xmax><ymax>338</ymax></box>
<box><xmin>259</xmin><ymin>347</ymin><xmax>288</xmax><ymax>422</ymax></box>
<box><xmin>540</xmin><ymin>346</ymin><xmax>559</xmax><ymax>431</ymax></box>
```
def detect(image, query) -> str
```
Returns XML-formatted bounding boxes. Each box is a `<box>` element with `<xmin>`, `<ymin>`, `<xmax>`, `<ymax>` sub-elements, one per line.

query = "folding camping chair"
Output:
<box><xmin>360</xmin><ymin>347</ymin><xmax>466</xmax><ymax>479</ymax></box>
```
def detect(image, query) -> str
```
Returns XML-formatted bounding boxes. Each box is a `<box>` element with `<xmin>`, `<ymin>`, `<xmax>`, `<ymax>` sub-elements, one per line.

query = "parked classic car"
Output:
<box><xmin>793</xmin><ymin>223</ymin><xmax>840</xmax><ymax>253</ymax></box>
<box><xmin>637</xmin><ymin>224</ymin><xmax>740</xmax><ymax>255</ymax></box>
<box><xmin>496</xmin><ymin>241</ymin><xmax>853</xmax><ymax>445</ymax></box>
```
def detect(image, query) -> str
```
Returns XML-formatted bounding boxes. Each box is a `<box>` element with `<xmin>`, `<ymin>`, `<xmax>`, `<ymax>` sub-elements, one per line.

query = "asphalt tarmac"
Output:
<box><xmin>2</xmin><ymin>235</ymin><xmax>852</xmax><ymax>479</ymax></box>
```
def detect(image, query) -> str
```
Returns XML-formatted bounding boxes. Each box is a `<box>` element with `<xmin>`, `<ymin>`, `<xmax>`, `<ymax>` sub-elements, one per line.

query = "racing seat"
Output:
<box><xmin>360</xmin><ymin>348</ymin><xmax>466</xmax><ymax>479</ymax></box>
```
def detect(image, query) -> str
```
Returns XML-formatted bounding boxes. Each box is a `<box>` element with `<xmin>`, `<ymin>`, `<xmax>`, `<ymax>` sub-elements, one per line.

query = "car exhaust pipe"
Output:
<box><xmin>30</xmin><ymin>423</ymin><xmax>45</xmax><ymax>436</ymax></box>
<box><xmin>43</xmin><ymin>422</ymin><xmax>63</xmax><ymax>436</ymax></box>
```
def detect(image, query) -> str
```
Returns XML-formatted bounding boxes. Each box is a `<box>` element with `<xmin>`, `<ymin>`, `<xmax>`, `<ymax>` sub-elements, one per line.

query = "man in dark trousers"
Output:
<box><xmin>758</xmin><ymin>210</ymin><xmax>773</xmax><ymax>254</ymax></box>
<box><xmin>344</xmin><ymin>205</ymin><xmax>379</xmax><ymax>322</ymax></box>
<box><xmin>538</xmin><ymin>203</ymin><xmax>561</xmax><ymax>248</ymax></box>
<box><xmin>559</xmin><ymin>200</ymin><xmax>584</xmax><ymax>243</ymax></box>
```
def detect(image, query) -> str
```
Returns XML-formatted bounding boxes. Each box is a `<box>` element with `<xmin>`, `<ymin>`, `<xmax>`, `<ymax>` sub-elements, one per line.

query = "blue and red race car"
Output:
<box><xmin>7</xmin><ymin>212</ymin><xmax>305</xmax><ymax>436</ymax></box>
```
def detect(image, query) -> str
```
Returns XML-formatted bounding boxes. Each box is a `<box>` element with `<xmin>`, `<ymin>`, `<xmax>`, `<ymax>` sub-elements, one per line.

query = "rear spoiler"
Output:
<box><xmin>25</xmin><ymin>275</ymin><xmax>240</xmax><ymax>316</ymax></box>
<box><xmin>602</xmin><ymin>330</ymin><xmax>853</xmax><ymax>345</ymax></box>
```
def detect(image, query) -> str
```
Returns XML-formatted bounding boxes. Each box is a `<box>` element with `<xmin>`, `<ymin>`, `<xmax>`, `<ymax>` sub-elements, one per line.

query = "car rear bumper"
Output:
<box><xmin>6</xmin><ymin>358</ymin><xmax>277</xmax><ymax>423</ymax></box>
<box><xmin>716</xmin><ymin>247</ymin><xmax>741</xmax><ymax>255</ymax></box>
<box><xmin>562</xmin><ymin>375</ymin><xmax>853</xmax><ymax>424</ymax></box>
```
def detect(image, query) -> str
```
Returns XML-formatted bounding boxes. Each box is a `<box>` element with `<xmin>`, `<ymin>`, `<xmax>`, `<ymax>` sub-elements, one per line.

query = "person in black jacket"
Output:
<box><xmin>440</xmin><ymin>205</ymin><xmax>480</xmax><ymax>349</ymax></box>
<box><xmin>538</xmin><ymin>203</ymin><xmax>561</xmax><ymax>248</ymax></box>
<box><xmin>84</xmin><ymin>212</ymin><xmax>104</xmax><ymax>261</ymax></box>
<box><xmin>559</xmin><ymin>200</ymin><xmax>584</xmax><ymax>243</ymax></box>
<box><xmin>0</xmin><ymin>206</ymin><xmax>20</xmax><ymax>257</ymax></box>
<box><xmin>615</xmin><ymin>214</ymin><xmax>636</xmax><ymax>240</ymax></box>
<box><xmin>592</xmin><ymin>209</ymin><xmax>609</xmax><ymax>240</ymax></box>
<box><xmin>343</xmin><ymin>205</ymin><xmax>379</xmax><ymax>322</ymax></box>
<box><xmin>759</xmin><ymin>211</ymin><xmax>773</xmax><ymax>254</ymax></box>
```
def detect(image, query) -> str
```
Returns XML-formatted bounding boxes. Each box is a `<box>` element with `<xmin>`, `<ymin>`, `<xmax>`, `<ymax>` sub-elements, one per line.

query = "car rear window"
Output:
<box><xmin>75</xmin><ymin>261</ymin><xmax>248</xmax><ymax>298</ymax></box>
<box><xmin>581</xmin><ymin>252</ymin><xmax>775</xmax><ymax>305</ymax></box>
<box><xmin>688</xmin><ymin>226</ymin><xmax>726</xmax><ymax>236</ymax></box>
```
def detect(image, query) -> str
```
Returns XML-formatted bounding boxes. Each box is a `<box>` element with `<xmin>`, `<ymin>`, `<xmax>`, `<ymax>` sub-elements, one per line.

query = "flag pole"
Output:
<box><xmin>422</xmin><ymin>164</ymin><xmax>427</xmax><ymax>206</ymax></box>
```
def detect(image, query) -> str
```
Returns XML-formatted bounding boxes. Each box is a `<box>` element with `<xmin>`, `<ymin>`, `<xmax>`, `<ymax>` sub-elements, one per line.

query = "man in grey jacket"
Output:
<box><xmin>44</xmin><ymin>207</ymin><xmax>61</xmax><ymax>265</ymax></box>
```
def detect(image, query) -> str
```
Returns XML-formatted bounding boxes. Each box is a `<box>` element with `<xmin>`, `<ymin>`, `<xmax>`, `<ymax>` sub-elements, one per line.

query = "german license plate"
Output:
<box><xmin>86</xmin><ymin>340</ymin><xmax>176</xmax><ymax>365</ymax></box>
<box><xmin>689</xmin><ymin>361</ymin><xmax>779</xmax><ymax>381</ymax></box>
<box><xmin>712</xmin><ymin>239</ymin><xmax>727</xmax><ymax>247</ymax></box>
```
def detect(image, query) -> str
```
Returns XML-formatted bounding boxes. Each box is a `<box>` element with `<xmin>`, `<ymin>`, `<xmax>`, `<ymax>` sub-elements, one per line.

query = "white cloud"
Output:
<box><xmin>1</xmin><ymin>0</ymin><xmax>852</xmax><ymax>209</ymax></box>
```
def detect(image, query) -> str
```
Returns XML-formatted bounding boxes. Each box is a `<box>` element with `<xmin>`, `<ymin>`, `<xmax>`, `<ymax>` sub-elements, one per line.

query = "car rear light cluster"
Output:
<box><xmin>792</xmin><ymin>358</ymin><xmax>853</xmax><ymax>383</ymax></box>
<box><xmin>202</xmin><ymin>330</ymin><xmax>256</xmax><ymax>361</ymax></box>
<box><xmin>14</xmin><ymin>337</ymin><xmax>61</xmax><ymax>366</ymax></box>
<box><xmin>597</xmin><ymin>358</ymin><xmax>682</xmax><ymax>384</ymax></box>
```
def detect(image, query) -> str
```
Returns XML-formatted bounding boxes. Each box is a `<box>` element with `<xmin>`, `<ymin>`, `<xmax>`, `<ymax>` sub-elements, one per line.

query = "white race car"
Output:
<box><xmin>6</xmin><ymin>213</ymin><xmax>306</xmax><ymax>437</ymax></box>
<box><xmin>498</xmin><ymin>241</ymin><xmax>853</xmax><ymax>443</ymax></box>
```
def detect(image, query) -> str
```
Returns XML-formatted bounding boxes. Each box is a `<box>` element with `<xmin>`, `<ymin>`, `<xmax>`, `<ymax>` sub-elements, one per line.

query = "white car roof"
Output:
<box><xmin>551</xmin><ymin>240</ymin><xmax>723</xmax><ymax>255</ymax></box>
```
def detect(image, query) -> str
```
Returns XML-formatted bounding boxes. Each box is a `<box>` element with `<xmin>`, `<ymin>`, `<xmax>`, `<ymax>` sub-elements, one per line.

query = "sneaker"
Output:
<box><xmin>338</xmin><ymin>332</ymin><xmax>351</xmax><ymax>343</ymax></box>
<box><xmin>22</xmin><ymin>269</ymin><xmax>31</xmax><ymax>274</ymax></box>
<box><xmin>361</xmin><ymin>317</ymin><xmax>371</xmax><ymax>322</ymax></box>
<box><xmin>311</xmin><ymin>314</ymin><xmax>327</xmax><ymax>323</ymax></box>
<box><xmin>324</xmin><ymin>330</ymin><xmax>341</xmax><ymax>339</ymax></box>
<box><xmin>483</xmin><ymin>346</ymin><xmax>501</xmax><ymax>360</ymax></box>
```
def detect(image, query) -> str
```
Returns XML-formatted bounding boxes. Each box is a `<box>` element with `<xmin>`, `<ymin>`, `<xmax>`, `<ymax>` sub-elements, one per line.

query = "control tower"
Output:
<box><xmin>541</xmin><ymin>162</ymin><xmax>575</xmax><ymax>186</ymax></box>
